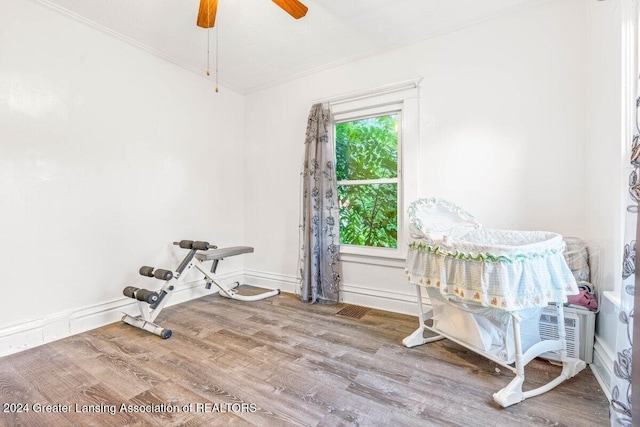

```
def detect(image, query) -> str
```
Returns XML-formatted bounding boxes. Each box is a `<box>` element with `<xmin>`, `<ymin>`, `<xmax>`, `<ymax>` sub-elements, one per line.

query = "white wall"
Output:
<box><xmin>244</xmin><ymin>0</ymin><xmax>590</xmax><ymax>311</ymax></box>
<box><xmin>584</xmin><ymin>0</ymin><xmax>629</xmax><ymax>399</ymax></box>
<box><xmin>586</xmin><ymin>0</ymin><xmax>625</xmax><ymax>293</ymax></box>
<box><xmin>0</xmin><ymin>0</ymin><xmax>245</xmax><ymax>353</ymax></box>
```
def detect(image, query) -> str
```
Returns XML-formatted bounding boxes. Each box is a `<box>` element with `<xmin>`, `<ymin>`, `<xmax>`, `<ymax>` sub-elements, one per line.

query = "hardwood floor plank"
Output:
<box><xmin>0</xmin><ymin>361</ymin><xmax>76</xmax><ymax>427</ymax></box>
<box><xmin>153</xmin><ymin>351</ymin><xmax>312</xmax><ymax>426</ymax></box>
<box><xmin>7</xmin><ymin>346</ymin><xmax>99</xmax><ymax>403</ymax></box>
<box><xmin>62</xmin><ymin>383</ymin><xmax>151</xmax><ymax>427</ymax></box>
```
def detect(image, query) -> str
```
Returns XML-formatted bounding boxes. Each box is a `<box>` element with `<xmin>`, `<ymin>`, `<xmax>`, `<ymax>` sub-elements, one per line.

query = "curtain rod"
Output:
<box><xmin>312</xmin><ymin>77</ymin><xmax>423</xmax><ymax>107</ymax></box>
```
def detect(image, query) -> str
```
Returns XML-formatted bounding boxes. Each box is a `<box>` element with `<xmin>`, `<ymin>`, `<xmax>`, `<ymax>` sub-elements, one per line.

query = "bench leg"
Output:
<box><xmin>196</xmin><ymin>263</ymin><xmax>281</xmax><ymax>302</ymax></box>
<box><xmin>219</xmin><ymin>286</ymin><xmax>281</xmax><ymax>301</ymax></box>
<box><xmin>122</xmin><ymin>314</ymin><xmax>172</xmax><ymax>339</ymax></box>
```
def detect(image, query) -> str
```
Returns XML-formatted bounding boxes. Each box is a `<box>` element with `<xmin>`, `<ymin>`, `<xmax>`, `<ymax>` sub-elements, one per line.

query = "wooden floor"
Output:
<box><xmin>0</xmin><ymin>287</ymin><xmax>609</xmax><ymax>426</ymax></box>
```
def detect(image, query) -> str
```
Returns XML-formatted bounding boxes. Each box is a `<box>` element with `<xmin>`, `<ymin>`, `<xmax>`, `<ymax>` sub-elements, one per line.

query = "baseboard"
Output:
<box><xmin>591</xmin><ymin>334</ymin><xmax>615</xmax><ymax>401</ymax></box>
<box><xmin>243</xmin><ymin>269</ymin><xmax>299</xmax><ymax>294</ymax></box>
<box><xmin>0</xmin><ymin>271</ymin><xmax>242</xmax><ymax>358</ymax></box>
<box><xmin>340</xmin><ymin>282</ymin><xmax>420</xmax><ymax>316</ymax></box>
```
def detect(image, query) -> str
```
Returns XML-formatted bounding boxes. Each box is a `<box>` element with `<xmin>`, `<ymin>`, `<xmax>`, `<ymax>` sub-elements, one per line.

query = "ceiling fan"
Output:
<box><xmin>197</xmin><ymin>0</ymin><xmax>309</xmax><ymax>28</ymax></box>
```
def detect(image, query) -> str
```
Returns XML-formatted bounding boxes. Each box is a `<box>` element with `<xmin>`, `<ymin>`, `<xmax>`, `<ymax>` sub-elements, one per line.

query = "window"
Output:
<box><xmin>329</xmin><ymin>79</ymin><xmax>420</xmax><ymax>260</ymax></box>
<box><xmin>335</xmin><ymin>112</ymin><xmax>401</xmax><ymax>249</ymax></box>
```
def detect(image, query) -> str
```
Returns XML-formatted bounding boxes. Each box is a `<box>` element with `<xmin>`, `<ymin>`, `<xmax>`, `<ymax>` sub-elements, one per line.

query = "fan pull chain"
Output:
<box><xmin>201</xmin><ymin>0</ymin><xmax>218</xmax><ymax>92</ymax></box>
<box><xmin>215</xmin><ymin>23</ymin><xmax>219</xmax><ymax>92</ymax></box>
<box><xmin>206</xmin><ymin>27</ymin><xmax>211</xmax><ymax>76</ymax></box>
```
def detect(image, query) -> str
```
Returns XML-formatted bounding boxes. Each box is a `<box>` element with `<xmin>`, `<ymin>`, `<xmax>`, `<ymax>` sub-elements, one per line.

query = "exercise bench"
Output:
<box><xmin>121</xmin><ymin>240</ymin><xmax>280</xmax><ymax>338</ymax></box>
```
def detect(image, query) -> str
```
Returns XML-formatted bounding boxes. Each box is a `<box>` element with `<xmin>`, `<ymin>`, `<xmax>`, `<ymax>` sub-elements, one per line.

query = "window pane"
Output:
<box><xmin>335</xmin><ymin>115</ymin><xmax>398</xmax><ymax>181</ymax></box>
<box><xmin>338</xmin><ymin>183</ymin><xmax>397</xmax><ymax>248</ymax></box>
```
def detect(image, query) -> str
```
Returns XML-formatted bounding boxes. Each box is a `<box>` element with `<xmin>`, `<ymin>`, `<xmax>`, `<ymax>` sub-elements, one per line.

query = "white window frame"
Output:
<box><xmin>328</xmin><ymin>80</ymin><xmax>420</xmax><ymax>262</ymax></box>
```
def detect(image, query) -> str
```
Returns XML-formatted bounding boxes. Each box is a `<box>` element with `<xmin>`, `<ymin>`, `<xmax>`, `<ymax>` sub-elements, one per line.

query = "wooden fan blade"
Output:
<box><xmin>197</xmin><ymin>0</ymin><xmax>218</xmax><ymax>28</ymax></box>
<box><xmin>271</xmin><ymin>0</ymin><xmax>308</xmax><ymax>19</ymax></box>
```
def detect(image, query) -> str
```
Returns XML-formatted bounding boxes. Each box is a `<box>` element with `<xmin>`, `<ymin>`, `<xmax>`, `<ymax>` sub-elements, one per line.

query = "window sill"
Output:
<box><xmin>602</xmin><ymin>290</ymin><xmax>621</xmax><ymax>308</ymax></box>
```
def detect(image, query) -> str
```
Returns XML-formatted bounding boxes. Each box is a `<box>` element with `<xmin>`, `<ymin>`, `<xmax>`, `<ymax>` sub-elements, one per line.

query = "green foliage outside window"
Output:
<box><xmin>335</xmin><ymin>114</ymin><xmax>398</xmax><ymax>248</ymax></box>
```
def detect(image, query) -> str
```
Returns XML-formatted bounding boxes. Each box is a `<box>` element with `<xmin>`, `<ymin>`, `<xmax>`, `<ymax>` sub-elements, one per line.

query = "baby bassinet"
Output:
<box><xmin>403</xmin><ymin>198</ymin><xmax>586</xmax><ymax>407</ymax></box>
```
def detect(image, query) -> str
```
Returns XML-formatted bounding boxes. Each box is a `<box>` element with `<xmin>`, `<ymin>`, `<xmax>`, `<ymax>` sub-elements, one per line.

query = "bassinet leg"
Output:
<box><xmin>524</xmin><ymin>303</ymin><xmax>587</xmax><ymax>398</ymax></box>
<box><xmin>403</xmin><ymin>285</ymin><xmax>445</xmax><ymax>348</ymax></box>
<box><xmin>553</xmin><ymin>302</ymin><xmax>587</xmax><ymax>379</ymax></box>
<box><xmin>493</xmin><ymin>303</ymin><xmax>587</xmax><ymax>407</ymax></box>
<box><xmin>520</xmin><ymin>303</ymin><xmax>585</xmax><ymax>399</ymax></box>
<box><xmin>403</xmin><ymin>327</ymin><xmax>428</xmax><ymax>348</ymax></box>
<box><xmin>493</xmin><ymin>312</ymin><xmax>526</xmax><ymax>407</ymax></box>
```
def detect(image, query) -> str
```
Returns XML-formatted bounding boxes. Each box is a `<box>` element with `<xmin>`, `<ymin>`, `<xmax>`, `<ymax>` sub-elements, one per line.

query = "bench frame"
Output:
<box><xmin>121</xmin><ymin>243</ymin><xmax>280</xmax><ymax>338</ymax></box>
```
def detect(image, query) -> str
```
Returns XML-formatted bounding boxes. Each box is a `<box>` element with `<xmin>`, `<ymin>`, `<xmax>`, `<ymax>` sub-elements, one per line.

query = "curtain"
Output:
<box><xmin>299</xmin><ymin>103</ymin><xmax>341</xmax><ymax>304</ymax></box>
<box><xmin>610</xmin><ymin>61</ymin><xmax>639</xmax><ymax>427</ymax></box>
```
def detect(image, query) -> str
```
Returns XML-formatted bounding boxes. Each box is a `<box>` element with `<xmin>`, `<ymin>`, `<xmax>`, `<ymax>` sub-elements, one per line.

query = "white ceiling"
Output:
<box><xmin>37</xmin><ymin>0</ymin><xmax>543</xmax><ymax>94</ymax></box>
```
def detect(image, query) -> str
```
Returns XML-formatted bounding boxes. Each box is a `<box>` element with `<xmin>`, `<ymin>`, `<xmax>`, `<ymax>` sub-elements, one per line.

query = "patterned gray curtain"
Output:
<box><xmin>299</xmin><ymin>103</ymin><xmax>341</xmax><ymax>304</ymax></box>
<box><xmin>610</xmin><ymin>69</ymin><xmax>639</xmax><ymax>427</ymax></box>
